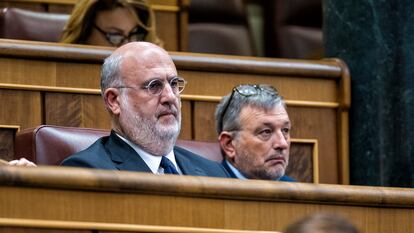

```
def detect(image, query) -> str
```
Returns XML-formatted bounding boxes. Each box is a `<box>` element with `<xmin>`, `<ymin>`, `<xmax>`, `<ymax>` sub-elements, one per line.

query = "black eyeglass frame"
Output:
<box><xmin>93</xmin><ymin>24</ymin><xmax>147</xmax><ymax>46</ymax></box>
<box><xmin>114</xmin><ymin>77</ymin><xmax>187</xmax><ymax>96</ymax></box>
<box><xmin>218</xmin><ymin>84</ymin><xmax>278</xmax><ymax>132</ymax></box>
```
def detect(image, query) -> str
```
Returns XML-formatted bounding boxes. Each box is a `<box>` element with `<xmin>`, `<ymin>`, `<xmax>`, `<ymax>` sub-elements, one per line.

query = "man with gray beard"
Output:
<box><xmin>61</xmin><ymin>42</ymin><xmax>229</xmax><ymax>177</ymax></box>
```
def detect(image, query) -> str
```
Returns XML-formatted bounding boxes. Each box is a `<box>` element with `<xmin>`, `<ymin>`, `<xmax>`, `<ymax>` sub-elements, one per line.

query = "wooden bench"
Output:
<box><xmin>1</xmin><ymin>165</ymin><xmax>413</xmax><ymax>233</ymax></box>
<box><xmin>0</xmin><ymin>39</ymin><xmax>350</xmax><ymax>184</ymax></box>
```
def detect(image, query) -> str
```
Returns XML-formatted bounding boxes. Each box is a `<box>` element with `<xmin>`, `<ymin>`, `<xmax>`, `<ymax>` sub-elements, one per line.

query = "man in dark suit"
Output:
<box><xmin>60</xmin><ymin>42</ymin><xmax>229</xmax><ymax>178</ymax></box>
<box><xmin>214</xmin><ymin>84</ymin><xmax>295</xmax><ymax>181</ymax></box>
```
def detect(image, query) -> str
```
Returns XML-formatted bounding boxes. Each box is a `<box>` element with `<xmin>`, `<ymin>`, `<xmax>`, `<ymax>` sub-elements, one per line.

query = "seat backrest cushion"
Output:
<box><xmin>14</xmin><ymin>125</ymin><xmax>223</xmax><ymax>165</ymax></box>
<box><xmin>0</xmin><ymin>7</ymin><xmax>69</xmax><ymax>42</ymax></box>
<box><xmin>188</xmin><ymin>0</ymin><xmax>254</xmax><ymax>56</ymax></box>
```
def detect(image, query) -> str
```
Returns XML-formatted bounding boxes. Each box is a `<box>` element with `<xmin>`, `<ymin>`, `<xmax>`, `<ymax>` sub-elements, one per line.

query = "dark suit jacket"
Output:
<box><xmin>61</xmin><ymin>131</ymin><xmax>229</xmax><ymax>178</ymax></box>
<box><xmin>222</xmin><ymin>160</ymin><xmax>295</xmax><ymax>182</ymax></box>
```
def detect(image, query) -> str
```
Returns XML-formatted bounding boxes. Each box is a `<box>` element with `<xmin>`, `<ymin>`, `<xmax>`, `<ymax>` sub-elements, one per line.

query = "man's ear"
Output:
<box><xmin>104</xmin><ymin>88</ymin><xmax>122</xmax><ymax>116</ymax></box>
<box><xmin>218</xmin><ymin>132</ymin><xmax>236</xmax><ymax>161</ymax></box>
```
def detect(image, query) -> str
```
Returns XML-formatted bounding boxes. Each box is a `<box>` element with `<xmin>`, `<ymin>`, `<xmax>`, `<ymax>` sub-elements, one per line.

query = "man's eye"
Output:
<box><xmin>149</xmin><ymin>81</ymin><xmax>162</xmax><ymax>88</ymax></box>
<box><xmin>258</xmin><ymin>129</ymin><xmax>272</xmax><ymax>139</ymax></box>
<box><xmin>170</xmin><ymin>79</ymin><xmax>178</xmax><ymax>87</ymax></box>
<box><xmin>282</xmin><ymin>128</ymin><xmax>290</xmax><ymax>134</ymax></box>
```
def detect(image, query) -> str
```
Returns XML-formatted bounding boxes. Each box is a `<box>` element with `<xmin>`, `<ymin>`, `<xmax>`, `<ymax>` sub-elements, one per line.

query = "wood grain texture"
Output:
<box><xmin>0</xmin><ymin>218</ymin><xmax>277</xmax><ymax>233</ymax></box>
<box><xmin>0</xmin><ymin>166</ymin><xmax>413</xmax><ymax>233</ymax></box>
<box><xmin>0</xmin><ymin>40</ymin><xmax>350</xmax><ymax>184</ymax></box>
<box><xmin>45</xmin><ymin>93</ymin><xmax>110</xmax><ymax>129</ymax></box>
<box><xmin>286</xmin><ymin>142</ymin><xmax>314</xmax><ymax>183</ymax></box>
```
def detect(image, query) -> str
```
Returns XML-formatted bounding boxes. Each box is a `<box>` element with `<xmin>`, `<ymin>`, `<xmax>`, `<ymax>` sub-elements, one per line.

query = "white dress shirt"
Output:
<box><xmin>115</xmin><ymin>133</ymin><xmax>182</xmax><ymax>174</ymax></box>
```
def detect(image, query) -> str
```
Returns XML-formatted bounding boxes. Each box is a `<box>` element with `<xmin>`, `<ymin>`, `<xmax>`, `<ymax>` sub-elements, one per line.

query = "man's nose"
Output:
<box><xmin>160</xmin><ymin>83</ymin><xmax>178</xmax><ymax>102</ymax></box>
<box><xmin>273</xmin><ymin>131</ymin><xmax>289</xmax><ymax>150</ymax></box>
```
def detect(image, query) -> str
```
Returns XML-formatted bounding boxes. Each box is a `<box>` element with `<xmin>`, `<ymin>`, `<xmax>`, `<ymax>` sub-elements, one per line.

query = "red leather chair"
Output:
<box><xmin>14</xmin><ymin>125</ymin><xmax>223</xmax><ymax>165</ymax></box>
<box><xmin>0</xmin><ymin>7</ymin><xmax>69</xmax><ymax>42</ymax></box>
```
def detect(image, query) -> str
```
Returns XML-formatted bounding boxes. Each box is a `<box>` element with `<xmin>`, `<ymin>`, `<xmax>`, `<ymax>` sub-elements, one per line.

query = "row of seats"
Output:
<box><xmin>0</xmin><ymin>0</ymin><xmax>322</xmax><ymax>58</ymax></box>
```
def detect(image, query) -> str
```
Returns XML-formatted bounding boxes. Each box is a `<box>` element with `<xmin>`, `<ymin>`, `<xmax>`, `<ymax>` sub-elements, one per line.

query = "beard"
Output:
<box><xmin>119</xmin><ymin>98</ymin><xmax>181</xmax><ymax>156</ymax></box>
<box><xmin>235</xmin><ymin>149</ymin><xmax>288</xmax><ymax>180</ymax></box>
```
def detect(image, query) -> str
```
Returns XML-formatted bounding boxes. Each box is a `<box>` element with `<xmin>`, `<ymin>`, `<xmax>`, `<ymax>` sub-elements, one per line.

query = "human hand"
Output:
<box><xmin>7</xmin><ymin>158</ymin><xmax>37</xmax><ymax>167</ymax></box>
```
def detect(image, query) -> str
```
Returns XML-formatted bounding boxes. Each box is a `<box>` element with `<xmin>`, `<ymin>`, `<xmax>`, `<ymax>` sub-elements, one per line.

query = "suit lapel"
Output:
<box><xmin>174</xmin><ymin>147</ymin><xmax>208</xmax><ymax>176</ymax></box>
<box><xmin>105</xmin><ymin>131</ymin><xmax>152</xmax><ymax>173</ymax></box>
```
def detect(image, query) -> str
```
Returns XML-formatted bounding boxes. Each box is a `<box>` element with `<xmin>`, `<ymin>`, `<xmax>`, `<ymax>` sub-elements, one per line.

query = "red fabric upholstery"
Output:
<box><xmin>14</xmin><ymin>125</ymin><xmax>223</xmax><ymax>165</ymax></box>
<box><xmin>0</xmin><ymin>7</ymin><xmax>69</xmax><ymax>42</ymax></box>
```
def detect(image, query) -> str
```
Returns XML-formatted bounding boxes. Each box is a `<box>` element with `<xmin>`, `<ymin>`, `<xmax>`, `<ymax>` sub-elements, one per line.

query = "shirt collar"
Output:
<box><xmin>115</xmin><ymin>133</ymin><xmax>181</xmax><ymax>174</ymax></box>
<box><xmin>225</xmin><ymin>160</ymin><xmax>248</xmax><ymax>180</ymax></box>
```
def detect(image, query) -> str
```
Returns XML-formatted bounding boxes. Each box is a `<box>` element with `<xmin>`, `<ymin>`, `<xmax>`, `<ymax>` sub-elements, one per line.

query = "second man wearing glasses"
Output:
<box><xmin>61</xmin><ymin>42</ymin><xmax>229</xmax><ymax>177</ymax></box>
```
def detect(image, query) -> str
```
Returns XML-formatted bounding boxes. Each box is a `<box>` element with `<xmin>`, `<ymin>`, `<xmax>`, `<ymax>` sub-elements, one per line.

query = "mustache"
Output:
<box><xmin>156</xmin><ymin>105</ymin><xmax>179</xmax><ymax>118</ymax></box>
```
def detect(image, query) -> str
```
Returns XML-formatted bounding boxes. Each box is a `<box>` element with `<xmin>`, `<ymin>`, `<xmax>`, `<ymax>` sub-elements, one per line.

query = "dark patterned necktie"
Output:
<box><xmin>160</xmin><ymin>156</ymin><xmax>179</xmax><ymax>175</ymax></box>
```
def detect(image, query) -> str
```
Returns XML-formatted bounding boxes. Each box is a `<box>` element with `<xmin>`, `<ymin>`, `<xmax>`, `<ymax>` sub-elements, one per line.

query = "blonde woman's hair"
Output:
<box><xmin>60</xmin><ymin>0</ymin><xmax>162</xmax><ymax>46</ymax></box>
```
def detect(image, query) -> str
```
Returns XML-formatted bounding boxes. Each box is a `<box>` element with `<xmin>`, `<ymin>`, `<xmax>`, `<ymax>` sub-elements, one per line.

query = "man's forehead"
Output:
<box><xmin>240</xmin><ymin>104</ymin><xmax>290</xmax><ymax>125</ymax></box>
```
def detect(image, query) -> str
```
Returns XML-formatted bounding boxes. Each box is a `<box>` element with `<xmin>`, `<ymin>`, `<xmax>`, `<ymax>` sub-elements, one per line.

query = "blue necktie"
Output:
<box><xmin>160</xmin><ymin>156</ymin><xmax>179</xmax><ymax>175</ymax></box>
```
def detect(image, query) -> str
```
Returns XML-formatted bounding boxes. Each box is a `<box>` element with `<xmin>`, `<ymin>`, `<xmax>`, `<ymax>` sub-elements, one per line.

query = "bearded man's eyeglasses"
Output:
<box><xmin>115</xmin><ymin>77</ymin><xmax>187</xmax><ymax>96</ymax></box>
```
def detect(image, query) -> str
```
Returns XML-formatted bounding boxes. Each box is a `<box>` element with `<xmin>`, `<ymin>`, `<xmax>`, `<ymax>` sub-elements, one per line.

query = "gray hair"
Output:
<box><xmin>100</xmin><ymin>54</ymin><xmax>124</xmax><ymax>95</ymax></box>
<box><xmin>215</xmin><ymin>84</ymin><xmax>286</xmax><ymax>134</ymax></box>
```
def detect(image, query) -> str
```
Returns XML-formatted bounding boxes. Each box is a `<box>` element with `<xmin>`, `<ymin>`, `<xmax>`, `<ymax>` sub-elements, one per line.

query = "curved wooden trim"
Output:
<box><xmin>0</xmin><ymin>40</ymin><xmax>345</xmax><ymax>77</ymax></box>
<box><xmin>6</xmin><ymin>0</ymin><xmax>74</xmax><ymax>4</ymax></box>
<box><xmin>172</xmin><ymin>53</ymin><xmax>343</xmax><ymax>78</ymax></box>
<box><xmin>0</xmin><ymin>218</ymin><xmax>276</xmax><ymax>233</ymax></box>
<box><xmin>0</xmin><ymin>84</ymin><xmax>340</xmax><ymax>109</ymax></box>
<box><xmin>4</xmin><ymin>0</ymin><xmax>184</xmax><ymax>7</ymax></box>
<box><xmin>325</xmin><ymin>59</ymin><xmax>351</xmax><ymax>185</ymax></box>
<box><xmin>327</xmin><ymin>58</ymin><xmax>351</xmax><ymax>109</ymax></box>
<box><xmin>0</xmin><ymin>39</ymin><xmax>111</xmax><ymax>62</ymax></box>
<box><xmin>181</xmin><ymin>95</ymin><xmax>339</xmax><ymax>108</ymax></box>
<box><xmin>0</xmin><ymin>83</ymin><xmax>101</xmax><ymax>94</ymax></box>
<box><xmin>0</xmin><ymin>125</ymin><xmax>20</xmax><ymax>132</ymax></box>
<box><xmin>152</xmin><ymin>5</ymin><xmax>180</xmax><ymax>12</ymax></box>
<box><xmin>1</xmin><ymin>166</ymin><xmax>414</xmax><ymax>207</ymax></box>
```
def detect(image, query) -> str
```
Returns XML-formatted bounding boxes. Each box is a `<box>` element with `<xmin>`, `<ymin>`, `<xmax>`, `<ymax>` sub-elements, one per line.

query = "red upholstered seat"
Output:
<box><xmin>14</xmin><ymin>125</ymin><xmax>223</xmax><ymax>165</ymax></box>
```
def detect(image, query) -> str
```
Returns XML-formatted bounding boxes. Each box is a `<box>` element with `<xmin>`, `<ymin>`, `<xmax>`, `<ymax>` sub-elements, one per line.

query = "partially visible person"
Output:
<box><xmin>58</xmin><ymin>42</ymin><xmax>228</xmax><ymax>178</ymax></box>
<box><xmin>61</xmin><ymin>0</ymin><xmax>162</xmax><ymax>47</ymax></box>
<box><xmin>215</xmin><ymin>84</ymin><xmax>294</xmax><ymax>181</ymax></box>
<box><xmin>284</xmin><ymin>213</ymin><xmax>360</xmax><ymax>233</ymax></box>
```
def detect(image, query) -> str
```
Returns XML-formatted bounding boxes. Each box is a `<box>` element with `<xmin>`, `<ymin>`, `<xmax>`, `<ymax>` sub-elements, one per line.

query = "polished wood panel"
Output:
<box><xmin>0</xmin><ymin>0</ymin><xmax>189</xmax><ymax>51</ymax></box>
<box><xmin>0</xmin><ymin>218</ymin><xmax>277</xmax><ymax>233</ymax></box>
<box><xmin>0</xmin><ymin>166</ymin><xmax>413</xmax><ymax>233</ymax></box>
<box><xmin>0</xmin><ymin>40</ymin><xmax>350</xmax><ymax>184</ymax></box>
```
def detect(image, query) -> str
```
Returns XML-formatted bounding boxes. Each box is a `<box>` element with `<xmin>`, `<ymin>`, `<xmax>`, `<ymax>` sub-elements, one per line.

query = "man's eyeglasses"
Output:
<box><xmin>115</xmin><ymin>77</ymin><xmax>187</xmax><ymax>96</ymax></box>
<box><xmin>219</xmin><ymin>84</ymin><xmax>278</xmax><ymax>132</ymax></box>
<box><xmin>94</xmin><ymin>25</ymin><xmax>147</xmax><ymax>47</ymax></box>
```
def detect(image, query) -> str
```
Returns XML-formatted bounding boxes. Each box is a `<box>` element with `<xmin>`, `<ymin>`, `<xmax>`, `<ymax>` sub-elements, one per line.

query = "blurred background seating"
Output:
<box><xmin>0</xmin><ymin>7</ymin><xmax>68</xmax><ymax>42</ymax></box>
<box><xmin>187</xmin><ymin>0</ymin><xmax>255</xmax><ymax>56</ymax></box>
<box><xmin>263</xmin><ymin>0</ymin><xmax>323</xmax><ymax>58</ymax></box>
<box><xmin>0</xmin><ymin>0</ymin><xmax>323</xmax><ymax>58</ymax></box>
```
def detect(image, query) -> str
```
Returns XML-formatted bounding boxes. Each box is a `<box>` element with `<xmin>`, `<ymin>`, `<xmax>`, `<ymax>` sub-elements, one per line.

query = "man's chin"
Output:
<box><xmin>155</xmin><ymin>124</ymin><xmax>180</xmax><ymax>138</ymax></box>
<box><xmin>158</xmin><ymin>114</ymin><xmax>177</xmax><ymax>123</ymax></box>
